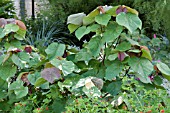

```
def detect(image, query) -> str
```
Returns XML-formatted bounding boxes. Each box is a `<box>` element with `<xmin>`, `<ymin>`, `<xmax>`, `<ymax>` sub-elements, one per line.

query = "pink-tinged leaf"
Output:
<box><xmin>154</xmin><ymin>34</ymin><xmax>156</xmax><ymax>38</ymax></box>
<box><xmin>116</xmin><ymin>6</ymin><xmax>123</xmax><ymax>14</ymax></box>
<box><xmin>41</xmin><ymin>67</ymin><xmax>61</xmax><ymax>83</ymax></box>
<box><xmin>122</xmin><ymin>7</ymin><xmax>127</xmax><ymax>13</ymax></box>
<box><xmin>24</xmin><ymin>46</ymin><xmax>32</xmax><ymax>53</ymax></box>
<box><xmin>118</xmin><ymin>52</ymin><xmax>125</xmax><ymax>61</ymax></box>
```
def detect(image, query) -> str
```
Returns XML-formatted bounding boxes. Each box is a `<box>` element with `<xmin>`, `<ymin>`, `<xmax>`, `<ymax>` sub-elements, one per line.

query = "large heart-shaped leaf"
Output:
<box><xmin>116</xmin><ymin>12</ymin><xmax>142</xmax><ymax>33</ymax></box>
<box><xmin>68</xmin><ymin>24</ymin><xmax>80</xmax><ymax>33</ymax></box>
<box><xmin>50</xmin><ymin>59</ymin><xmax>75</xmax><ymax>76</ymax></box>
<box><xmin>9</xmin><ymin>80</ymin><xmax>28</xmax><ymax>98</ymax></box>
<box><xmin>105</xmin><ymin>60</ymin><xmax>124</xmax><ymax>80</ymax></box>
<box><xmin>103</xmin><ymin>22</ymin><xmax>123</xmax><ymax>43</ymax></box>
<box><xmin>106</xmin><ymin>81</ymin><xmax>122</xmax><ymax>96</ymax></box>
<box><xmin>4</xmin><ymin>24</ymin><xmax>19</xmax><ymax>34</ymax></box>
<box><xmin>67</xmin><ymin>13</ymin><xmax>86</xmax><ymax>25</ymax></box>
<box><xmin>0</xmin><ymin>63</ymin><xmax>17</xmax><ymax>80</ymax></box>
<box><xmin>95</xmin><ymin>14</ymin><xmax>111</xmax><ymax>26</ymax></box>
<box><xmin>45</xmin><ymin>42</ymin><xmax>65</xmax><ymax>60</ymax></box>
<box><xmin>41</xmin><ymin>67</ymin><xmax>61</xmax><ymax>83</ymax></box>
<box><xmin>128</xmin><ymin>57</ymin><xmax>153</xmax><ymax>77</ymax></box>
<box><xmin>85</xmin><ymin>36</ymin><xmax>103</xmax><ymax>57</ymax></box>
<box><xmin>75</xmin><ymin>26</ymin><xmax>90</xmax><ymax>40</ymax></box>
<box><xmin>115</xmin><ymin>41</ymin><xmax>131</xmax><ymax>51</ymax></box>
<box><xmin>83</xmin><ymin>8</ymin><xmax>100</xmax><ymax>25</ymax></box>
<box><xmin>156</xmin><ymin>62</ymin><xmax>170</xmax><ymax>76</ymax></box>
<box><xmin>27</xmin><ymin>72</ymin><xmax>41</xmax><ymax>85</ymax></box>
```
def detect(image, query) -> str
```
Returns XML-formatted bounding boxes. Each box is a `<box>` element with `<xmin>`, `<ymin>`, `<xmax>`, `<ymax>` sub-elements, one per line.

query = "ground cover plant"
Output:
<box><xmin>0</xmin><ymin>5</ymin><xmax>170</xmax><ymax>113</ymax></box>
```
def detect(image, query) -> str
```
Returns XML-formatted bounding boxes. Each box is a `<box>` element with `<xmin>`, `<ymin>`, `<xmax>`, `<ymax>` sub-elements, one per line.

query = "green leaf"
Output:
<box><xmin>9</xmin><ymin>80</ymin><xmax>28</xmax><ymax>98</ymax></box>
<box><xmin>75</xmin><ymin>26</ymin><xmax>89</xmax><ymax>40</ymax></box>
<box><xmin>135</xmin><ymin>73</ymin><xmax>151</xmax><ymax>83</ymax></box>
<box><xmin>85</xmin><ymin>36</ymin><xmax>103</xmax><ymax>57</ymax></box>
<box><xmin>17</xmin><ymin>52</ymin><xmax>30</xmax><ymax>62</ymax></box>
<box><xmin>4</xmin><ymin>24</ymin><xmax>19</xmax><ymax>34</ymax></box>
<box><xmin>0</xmin><ymin>28</ymin><xmax>5</xmax><ymax>38</ymax></box>
<box><xmin>86</xmin><ymin>24</ymin><xmax>101</xmax><ymax>32</ymax></box>
<box><xmin>50</xmin><ymin>59</ymin><xmax>75</xmax><ymax>76</ymax></box>
<box><xmin>10</xmin><ymin>39</ymin><xmax>22</xmax><ymax>49</ymax></box>
<box><xmin>83</xmin><ymin>8</ymin><xmax>100</xmax><ymax>25</ymax></box>
<box><xmin>83</xmin><ymin>86</ymin><xmax>101</xmax><ymax>97</ymax></box>
<box><xmin>0</xmin><ymin>63</ymin><xmax>17</xmax><ymax>80</ymax></box>
<box><xmin>95</xmin><ymin>14</ymin><xmax>111</xmax><ymax>26</ymax></box>
<box><xmin>14</xmin><ymin>87</ymin><xmax>28</xmax><ymax>99</ymax></box>
<box><xmin>123</xmin><ymin>35</ymin><xmax>140</xmax><ymax>46</ymax></box>
<box><xmin>106</xmin><ymin>81</ymin><xmax>122</xmax><ymax>96</ymax></box>
<box><xmin>52</xmin><ymin>98</ymin><xmax>66</xmax><ymax>113</ymax></box>
<box><xmin>0</xmin><ymin>78</ymin><xmax>8</xmax><ymax>99</ymax></box>
<box><xmin>105</xmin><ymin>60</ymin><xmax>124</xmax><ymax>80</ymax></box>
<box><xmin>115</xmin><ymin>41</ymin><xmax>131</xmax><ymax>51</ymax></box>
<box><xmin>14</xmin><ymin>28</ymin><xmax>26</xmax><ymax>40</ymax></box>
<box><xmin>116</xmin><ymin>13</ymin><xmax>142</xmax><ymax>33</ymax></box>
<box><xmin>34</xmin><ymin>78</ymin><xmax>47</xmax><ymax>87</ymax></box>
<box><xmin>141</xmin><ymin>49</ymin><xmax>152</xmax><ymax>61</ymax></box>
<box><xmin>68</xmin><ymin>24</ymin><xmax>80</xmax><ymax>33</ymax></box>
<box><xmin>106</xmin><ymin>5</ymin><xmax>120</xmax><ymax>16</ymax></box>
<box><xmin>67</xmin><ymin>13</ymin><xmax>86</xmax><ymax>25</ymax></box>
<box><xmin>156</xmin><ymin>62</ymin><xmax>170</xmax><ymax>76</ymax></box>
<box><xmin>128</xmin><ymin>57</ymin><xmax>153</xmax><ymax>77</ymax></box>
<box><xmin>27</xmin><ymin>72</ymin><xmax>41</xmax><ymax>85</ymax></box>
<box><xmin>11</xmin><ymin>54</ymin><xmax>25</xmax><ymax>69</ymax></box>
<box><xmin>103</xmin><ymin>22</ymin><xmax>123</xmax><ymax>43</ymax></box>
<box><xmin>45</xmin><ymin>42</ymin><xmax>65</xmax><ymax>60</ymax></box>
<box><xmin>75</xmin><ymin>49</ymin><xmax>93</xmax><ymax>61</ymax></box>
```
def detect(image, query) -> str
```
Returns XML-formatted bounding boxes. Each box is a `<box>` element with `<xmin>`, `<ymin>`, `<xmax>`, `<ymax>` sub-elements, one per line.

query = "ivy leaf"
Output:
<box><xmin>128</xmin><ymin>57</ymin><xmax>153</xmax><ymax>77</ymax></box>
<box><xmin>0</xmin><ymin>63</ymin><xmax>17</xmax><ymax>80</ymax></box>
<box><xmin>41</xmin><ymin>67</ymin><xmax>61</xmax><ymax>83</ymax></box>
<box><xmin>4</xmin><ymin>24</ymin><xmax>19</xmax><ymax>34</ymax></box>
<box><xmin>45</xmin><ymin>42</ymin><xmax>65</xmax><ymax>60</ymax></box>
<box><xmin>103</xmin><ymin>22</ymin><xmax>123</xmax><ymax>43</ymax></box>
<box><xmin>67</xmin><ymin>13</ymin><xmax>86</xmax><ymax>25</ymax></box>
<box><xmin>50</xmin><ymin>59</ymin><xmax>75</xmax><ymax>76</ymax></box>
<box><xmin>156</xmin><ymin>62</ymin><xmax>170</xmax><ymax>76</ymax></box>
<box><xmin>115</xmin><ymin>41</ymin><xmax>131</xmax><ymax>51</ymax></box>
<box><xmin>68</xmin><ymin>24</ymin><xmax>80</xmax><ymax>33</ymax></box>
<box><xmin>95</xmin><ymin>14</ymin><xmax>111</xmax><ymax>26</ymax></box>
<box><xmin>83</xmin><ymin>8</ymin><xmax>100</xmax><ymax>25</ymax></box>
<box><xmin>106</xmin><ymin>81</ymin><xmax>122</xmax><ymax>96</ymax></box>
<box><xmin>116</xmin><ymin>12</ymin><xmax>142</xmax><ymax>33</ymax></box>
<box><xmin>105</xmin><ymin>60</ymin><xmax>124</xmax><ymax>80</ymax></box>
<box><xmin>75</xmin><ymin>26</ymin><xmax>90</xmax><ymax>40</ymax></box>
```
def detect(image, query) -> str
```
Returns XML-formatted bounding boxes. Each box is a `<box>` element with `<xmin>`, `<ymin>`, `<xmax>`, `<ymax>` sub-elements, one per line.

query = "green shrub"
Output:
<box><xmin>0</xmin><ymin>0</ymin><xmax>15</xmax><ymax>18</ymax></box>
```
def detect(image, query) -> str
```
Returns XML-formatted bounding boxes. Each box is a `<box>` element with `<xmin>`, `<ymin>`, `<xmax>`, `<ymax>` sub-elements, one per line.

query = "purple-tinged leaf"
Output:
<box><xmin>118</xmin><ymin>52</ymin><xmax>126</xmax><ymax>61</ymax></box>
<box><xmin>116</xmin><ymin>6</ymin><xmax>123</xmax><ymax>15</ymax></box>
<box><xmin>122</xmin><ymin>7</ymin><xmax>127</xmax><ymax>13</ymax></box>
<box><xmin>41</xmin><ymin>67</ymin><xmax>61</xmax><ymax>83</ymax></box>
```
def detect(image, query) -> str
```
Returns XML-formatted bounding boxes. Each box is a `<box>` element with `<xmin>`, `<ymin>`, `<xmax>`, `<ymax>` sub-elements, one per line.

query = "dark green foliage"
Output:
<box><xmin>111</xmin><ymin>0</ymin><xmax>170</xmax><ymax>40</ymax></box>
<box><xmin>0</xmin><ymin>0</ymin><xmax>15</xmax><ymax>18</ymax></box>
